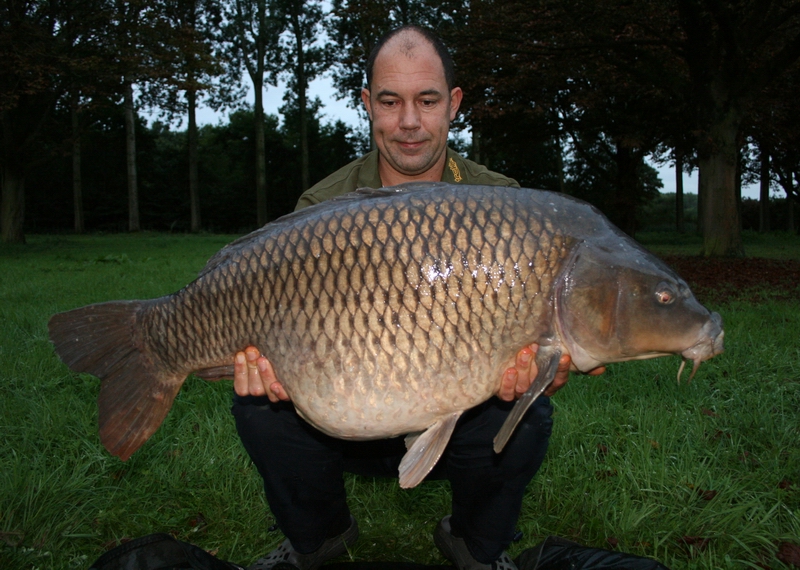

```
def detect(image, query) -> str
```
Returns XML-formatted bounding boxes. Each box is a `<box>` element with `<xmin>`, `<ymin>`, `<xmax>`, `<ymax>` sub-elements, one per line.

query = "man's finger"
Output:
<box><xmin>255</xmin><ymin>356</ymin><xmax>285</xmax><ymax>403</ymax></box>
<box><xmin>498</xmin><ymin>368</ymin><xmax>517</xmax><ymax>402</ymax></box>
<box><xmin>514</xmin><ymin>347</ymin><xmax>534</xmax><ymax>395</ymax></box>
<box><xmin>543</xmin><ymin>354</ymin><xmax>572</xmax><ymax>397</ymax></box>
<box><xmin>233</xmin><ymin>351</ymin><xmax>248</xmax><ymax>396</ymax></box>
<box><xmin>268</xmin><ymin>380</ymin><xmax>290</xmax><ymax>402</ymax></box>
<box><xmin>246</xmin><ymin>347</ymin><xmax>266</xmax><ymax>397</ymax></box>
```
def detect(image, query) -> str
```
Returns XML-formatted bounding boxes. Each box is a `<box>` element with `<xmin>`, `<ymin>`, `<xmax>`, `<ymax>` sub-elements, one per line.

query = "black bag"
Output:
<box><xmin>518</xmin><ymin>536</ymin><xmax>671</xmax><ymax>570</ymax></box>
<box><xmin>89</xmin><ymin>534</ymin><xmax>669</xmax><ymax>570</ymax></box>
<box><xmin>88</xmin><ymin>533</ymin><xmax>245</xmax><ymax>570</ymax></box>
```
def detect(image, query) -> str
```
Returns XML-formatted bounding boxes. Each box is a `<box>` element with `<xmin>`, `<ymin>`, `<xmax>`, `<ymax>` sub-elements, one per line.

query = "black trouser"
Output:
<box><xmin>232</xmin><ymin>395</ymin><xmax>553</xmax><ymax>564</ymax></box>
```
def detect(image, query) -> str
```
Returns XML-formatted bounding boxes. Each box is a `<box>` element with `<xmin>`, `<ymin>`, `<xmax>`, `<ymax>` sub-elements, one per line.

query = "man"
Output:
<box><xmin>232</xmin><ymin>25</ymin><xmax>599</xmax><ymax>570</ymax></box>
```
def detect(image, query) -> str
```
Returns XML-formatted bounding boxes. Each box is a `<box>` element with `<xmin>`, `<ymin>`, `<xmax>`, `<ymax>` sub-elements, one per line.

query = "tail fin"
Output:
<box><xmin>48</xmin><ymin>301</ymin><xmax>184</xmax><ymax>460</ymax></box>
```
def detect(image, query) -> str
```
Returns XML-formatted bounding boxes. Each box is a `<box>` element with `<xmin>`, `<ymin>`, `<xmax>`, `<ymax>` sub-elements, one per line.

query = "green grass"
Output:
<box><xmin>637</xmin><ymin>229</ymin><xmax>800</xmax><ymax>259</ymax></box>
<box><xmin>1</xmin><ymin>233</ymin><xmax>799</xmax><ymax>569</ymax></box>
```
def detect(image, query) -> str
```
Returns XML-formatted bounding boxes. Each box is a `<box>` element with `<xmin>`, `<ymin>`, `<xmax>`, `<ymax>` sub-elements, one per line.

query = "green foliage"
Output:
<box><xmin>741</xmin><ymin>197</ymin><xmax>800</xmax><ymax>233</ymax></box>
<box><xmin>24</xmin><ymin>104</ymin><xmax>155</xmax><ymax>233</ymax></box>
<box><xmin>23</xmin><ymin>105</ymin><xmax>361</xmax><ymax>233</ymax></box>
<box><xmin>7</xmin><ymin>0</ymin><xmax>800</xmax><ymax>248</ymax></box>
<box><xmin>278</xmin><ymin>96</ymin><xmax>366</xmax><ymax>197</ymax></box>
<box><xmin>469</xmin><ymin>111</ymin><xmax>564</xmax><ymax>192</ymax></box>
<box><xmin>639</xmin><ymin>193</ymin><xmax>699</xmax><ymax>233</ymax></box>
<box><xmin>638</xmin><ymin>193</ymin><xmax>800</xmax><ymax>236</ymax></box>
<box><xmin>638</xmin><ymin>229</ymin><xmax>800</xmax><ymax>259</ymax></box>
<box><xmin>564</xmin><ymin>132</ymin><xmax>663</xmax><ymax>232</ymax></box>
<box><xmin>1</xmin><ymin>233</ymin><xmax>798</xmax><ymax>569</ymax></box>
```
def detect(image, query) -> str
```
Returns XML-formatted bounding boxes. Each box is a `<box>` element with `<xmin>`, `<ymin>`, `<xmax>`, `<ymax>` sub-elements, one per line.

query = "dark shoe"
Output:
<box><xmin>434</xmin><ymin>515</ymin><xmax>517</xmax><ymax>570</ymax></box>
<box><xmin>248</xmin><ymin>516</ymin><xmax>359</xmax><ymax>570</ymax></box>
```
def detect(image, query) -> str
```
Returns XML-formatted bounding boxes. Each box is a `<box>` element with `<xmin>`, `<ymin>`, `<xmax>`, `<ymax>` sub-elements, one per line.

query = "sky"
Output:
<box><xmin>191</xmin><ymin>76</ymin><xmax>763</xmax><ymax>200</ymax></box>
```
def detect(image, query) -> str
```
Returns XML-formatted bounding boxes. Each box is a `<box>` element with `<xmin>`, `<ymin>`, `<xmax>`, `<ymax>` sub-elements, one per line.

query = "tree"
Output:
<box><xmin>769</xmin><ymin>149</ymin><xmax>800</xmax><ymax>233</ymax></box>
<box><xmin>747</xmin><ymin>57</ymin><xmax>800</xmax><ymax>233</ymax></box>
<box><xmin>62</xmin><ymin>2</ymin><xmax>118</xmax><ymax>235</ymax></box>
<box><xmin>450</xmin><ymin>0</ymin><xmax>673</xmax><ymax>235</ymax></box>
<box><xmin>275</xmin><ymin>0</ymin><xmax>327</xmax><ymax>191</ymax></box>
<box><xmin>22</xmin><ymin>104</ymin><xmax>363</xmax><ymax>232</ymax></box>
<box><xmin>326</xmin><ymin>0</ymin><xmax>392</xmax><ymax>114</ymax></box>
<box><xmin>153</xmin><ymin>0</ymin><xmax>228</xmax><ymax>232</ymax></box>
<box><xmin>71</xmin><ymin>93</ymin><xmax>85</xmax><ymax>233</ymax></box>
<box><xmin>114</xmin><ymin>1</ymin><xmax>143</xmax><ymax>231</ymax></box>
<box><xmin>221</xmin><ymin>0</ymin><xmax>283</xmax><ymax>225</ymax></box>
<box><xmin>453</xmin><ymin>0</ymin><xmax>800</xmax><ymax>255</ymax></box>
<box><xmin>758</xmin><ymin>144</ymin><xmax>771</xmax><ymax>233</ymax></box>
<box><xmin>673</xmin><ymin>1</ymin><xmax>800</xmax><ymax>254</ymax></box>
<box><xmin>1</xmin><ymin>0</ymin><xmax>55</xmax><ymax>243</ymax></box>
<box><xmin>0</xmin><ymin>0</ymin><xmax>116</xmax><ymax>243</ymax></box>
<box><xmin>564</xmin><ymin>130</ymin><xmax>663</xmax><ymax>235</ymax></box>
<box><xmin>110</xmin><ymin>0</ymin><xmax>178</xmax><ymax>232</ymax></box>
<box><xmin>467</xmin><ymin>109</ymin><xmax>563</xmax><ymax>191</ymax></box>
<box><xmin>326</xmin><ymin>0</ymin><xmax>463</xmax><ymax>113</ymax></box>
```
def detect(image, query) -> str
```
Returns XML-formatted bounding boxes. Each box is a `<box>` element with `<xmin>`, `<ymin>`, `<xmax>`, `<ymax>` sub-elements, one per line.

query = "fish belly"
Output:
<box><xmin>146</xmin><ymin>186</ymin><xmax>569</xmax><ymax>438</ymax></box>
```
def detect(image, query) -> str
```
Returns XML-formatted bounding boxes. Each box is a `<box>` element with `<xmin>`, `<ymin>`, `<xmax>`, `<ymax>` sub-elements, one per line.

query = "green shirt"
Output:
<box><xmin>295</xmin><ymin>148</ymin><xmax>519</xmax><ymax>211</ymax></box>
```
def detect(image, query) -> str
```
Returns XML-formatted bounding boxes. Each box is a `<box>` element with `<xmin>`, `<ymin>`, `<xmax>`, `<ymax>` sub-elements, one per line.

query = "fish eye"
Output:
<box><xmin>655</xmin><ymin>283</ymin><xmax>676</xmax><ymax>304</ymax></box>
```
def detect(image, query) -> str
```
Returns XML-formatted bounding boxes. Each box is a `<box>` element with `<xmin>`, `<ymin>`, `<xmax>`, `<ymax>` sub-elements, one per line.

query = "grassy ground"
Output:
<box><xmin>637</xmin><ymin>229</ymin><xmax>800</xmax><ymax>259</ymax></box>
<box><xmin>1</xmin><ymin>232</ymin><xmax>798</xmax><ymax>570</ymax></box>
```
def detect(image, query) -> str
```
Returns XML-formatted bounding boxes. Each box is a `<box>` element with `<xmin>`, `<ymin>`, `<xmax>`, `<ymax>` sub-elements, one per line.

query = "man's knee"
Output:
<box><xmin>515</xmin><ymin>396</ymin><xmax>554</xmax><ymax>438</ymax></box>
<box><xmin>498</xmin><ymin>396</ymin><xmax>553</xmax><ymax>477</ymax></box>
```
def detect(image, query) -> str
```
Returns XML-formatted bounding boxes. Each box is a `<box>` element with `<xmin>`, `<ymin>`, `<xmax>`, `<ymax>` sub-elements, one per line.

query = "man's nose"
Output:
<box><xmin>399</xmin><ymin>103</ymin><xmax>421</xmax><ymax>129</ymax></box>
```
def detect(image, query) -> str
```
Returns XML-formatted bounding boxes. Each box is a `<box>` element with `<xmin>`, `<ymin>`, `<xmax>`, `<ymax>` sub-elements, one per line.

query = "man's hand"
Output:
<box><xmin>496</xmin><ymin>345</ymin><xmax>606</xmax><ymax>402</ymax></box>
<box><xmin>234</xmin><ymin>343</ymin><xmax>605</xmax><ymax>404</ymax></box>
<box><xmin>233</xmin><ymin>347</ymin><xmax>290</xmax><ymax>402</ymax></box>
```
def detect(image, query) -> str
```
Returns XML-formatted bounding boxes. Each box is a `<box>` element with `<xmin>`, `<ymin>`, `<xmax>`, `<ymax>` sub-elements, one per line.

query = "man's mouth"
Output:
<box><xmin>396</xmin><ymin>139</ymin><xmax>426</xmax><ymax>150</ymax></box>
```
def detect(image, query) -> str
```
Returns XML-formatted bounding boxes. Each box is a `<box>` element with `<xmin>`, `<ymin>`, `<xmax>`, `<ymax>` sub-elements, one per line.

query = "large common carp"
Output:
<box><xmin>49</xmin><ymin>183</ymin><xmax>723</xmax><ymax>488</ymax></box>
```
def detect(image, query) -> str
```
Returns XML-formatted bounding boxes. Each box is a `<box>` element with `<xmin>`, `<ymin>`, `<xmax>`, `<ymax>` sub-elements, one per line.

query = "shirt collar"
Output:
<box><xmin>357</xmin><ymin>150</ymin><xmax>383</xmax><ymax>189</ymax></box>
<box><xmin>365</xmin><ymin>147</ymin><xmax>464</xmax><ymax>187</ymax></box>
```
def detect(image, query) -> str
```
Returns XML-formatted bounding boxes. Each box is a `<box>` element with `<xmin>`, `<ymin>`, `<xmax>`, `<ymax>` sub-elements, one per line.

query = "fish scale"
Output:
<box><xmin>148</xmin><ymin>186</ymin><xmax>557</xmax><ymax>438</ymax></box>
<box><xmin>48</xmin><ymin>182</ymin><xmax>723</xmax><ymax>488</ymax></box>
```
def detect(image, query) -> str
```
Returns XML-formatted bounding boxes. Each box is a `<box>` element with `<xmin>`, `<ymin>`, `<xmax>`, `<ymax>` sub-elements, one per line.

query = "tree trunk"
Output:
<box><xmin>759</xmin><ymin>150</ymin><xmax>770</xmax><ymax>233</ymax></box>
<box><xmin>696</xmin><ymin>166</ymin><xmax>703</xmax><ymax>237</ymax></box>
<box><xmin>254</xmin><ymin>79</ymin><xmax>269</xmax><ymax>226</ymax></box>
<box><xmin>735</xmin><ymin>147</ymin><xmax>742</xmax><ymax>222</ymax></box>
<box><xmin>188</xmin><ymin>88</ymin><xmax>201</xmax><ymax>232</ymax></box>
<box><xmin>698</xmin><ymin>113</ymin><xmax>744</xmax><ymax>256</ymax></box>
<box><xmin>298</xmin><ymin>71</ymin><xmax>309</xmax><ymax>192</ymax></box>
<box><xmin>555</xmin><ymin>135</ymin><xmax>566</xmax><ymax>194</ymax></box>
<box><xmin>290</xmin><ymin>4</ymin><xmax>310</xmax><ymax>191</ymax></box>
<box><xmin>472</xmin><ymin>129</ymin><xmax>482</xmax><ymax>166</ymax></box>
<box><xmin>613</xmin><ymin>141</ymin><xmax>640</xmax><ymax>237</ymax></box>
<box><xmin>72</xmin><ymin>95</ymin><xmax>84</xmax><ymax>234</ymax></box>
<box><xmin>1</xmin><ymin>163</ymin><xmax>26</xmax><ymax>244</ymax></box>
<box><xmin>124</xmin><ymin>82</ymin><xmax>140</xmax><ymax>232</ymax></box>
<box><xmin>675</xmin><ymin>153</ymin><xmax>685</xmax><ymax>233</ymax></box>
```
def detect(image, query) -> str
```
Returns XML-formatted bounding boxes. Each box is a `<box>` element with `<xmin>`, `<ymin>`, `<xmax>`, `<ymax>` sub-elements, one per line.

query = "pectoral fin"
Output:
<box><xmin>404</xmin><ymin>432</ymin><xmax>421</xmax><ymax>450</ymax></box>
<box><xmin>398</xmin><ymin>412</ymin><xmax>462</xmax><ymax>489</ymax></box>
<box><xmin>493</xmin><ymin>348</ymin><xmax>562</xmax><ymax>454</ymax></box>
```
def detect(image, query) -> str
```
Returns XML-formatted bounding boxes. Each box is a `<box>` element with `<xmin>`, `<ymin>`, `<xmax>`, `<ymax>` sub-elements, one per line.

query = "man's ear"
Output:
<box><xmin>361</xmin><ymin>88</ymin><xmax>372</xmax><ymax>121</ymax></box>
<box><xmin>449</xmin><ymin>87</ymin><xmax>463</xmax><ymax>121</ymax></box>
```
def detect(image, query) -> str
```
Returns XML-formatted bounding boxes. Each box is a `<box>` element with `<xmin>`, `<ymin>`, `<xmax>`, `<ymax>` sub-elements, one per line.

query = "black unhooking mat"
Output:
<box><xmin>88</xmin><ymin>533</ymin><xmax>670</xmax><ymax>570</ymax></box>
<box><xmin>88</xmin><ymin>533</ymin><xmax>245</xmax><ymax>570</ymax></box>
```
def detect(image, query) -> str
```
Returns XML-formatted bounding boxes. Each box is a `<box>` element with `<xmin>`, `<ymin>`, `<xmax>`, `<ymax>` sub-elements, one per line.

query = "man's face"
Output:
<box><xmin>361</xmin><ymin>36</ymin><xmax>462</xmax><ymax>185</ymax></box>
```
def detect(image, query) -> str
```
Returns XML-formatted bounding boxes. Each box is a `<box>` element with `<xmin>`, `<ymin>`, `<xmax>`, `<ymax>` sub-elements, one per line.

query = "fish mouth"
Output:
<box><xmin>678</xmin><ymin>311</ymin><xmax>724</xmax><ymax>382</ymax></box>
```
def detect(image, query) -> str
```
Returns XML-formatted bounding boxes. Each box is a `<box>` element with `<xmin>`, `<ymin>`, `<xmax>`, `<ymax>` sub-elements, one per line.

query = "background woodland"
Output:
<box><xmin>4</xmin><ymin>0</ymin><xmax>800</xmax><ymax>255</ymax></box>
